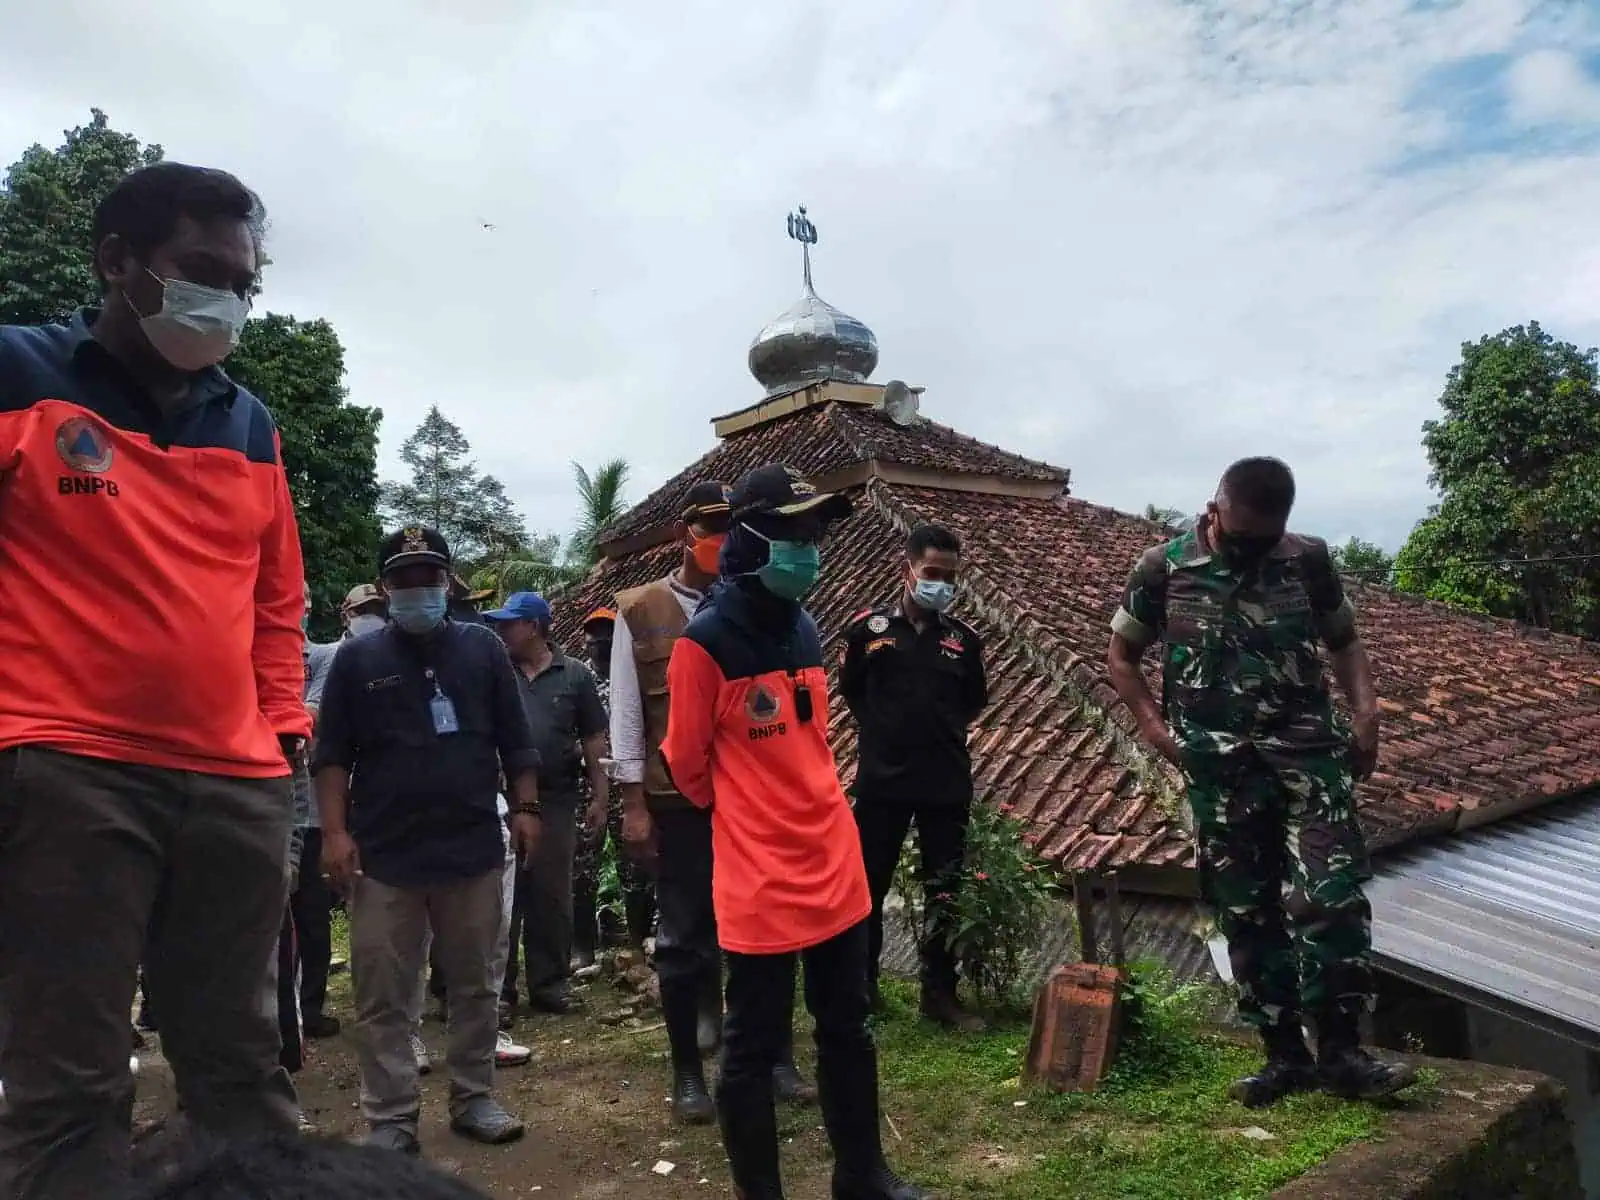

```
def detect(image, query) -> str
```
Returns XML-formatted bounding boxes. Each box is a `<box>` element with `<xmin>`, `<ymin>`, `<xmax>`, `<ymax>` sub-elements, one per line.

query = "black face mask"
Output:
<box><xmin>1215</xmin><ymin>530</ymin><xmax>1280</xmax><ymax>565</ymax></box>
<box><xmin>587</xmin><ymin>638</ymin><xmax>612</xmax><ymax>679</ymax></box>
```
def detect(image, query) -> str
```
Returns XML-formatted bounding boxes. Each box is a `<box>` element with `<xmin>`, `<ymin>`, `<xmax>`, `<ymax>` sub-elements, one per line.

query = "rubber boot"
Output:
<box><xmin>697</xmin><ymin>968</ymin><xmax>724</xmax><ymax>1058</ymax></box>
<box><xmin>1315</xmin><ymin>1009</ymin><xmax>1417</xmax><ymax>1101</ymax></box>
<box><xmin>1228</xmin><ymin>1020</ymin><xmax>1317</xmax><ymax>1109</ymax></box>
<box><xmin>571</xmin><ymin>880</ymin><xmax>599</xmax><ymax>969</ymax></box>
<box><xmin>716</xmin><ymin>1081</ymin><xmax>786</xmax><ymax>1200</ymax></box>
<box><xmin>773</xmin><ymin>1022</ymin><xmax>817</xmax><ymax>1106</ymax></box>
<box><xmin>624</xmin><ymin>887</ymin><xmax>656</xmax><ymax>951</ymax></box>
<box><xmin>819</xmin><ymin>1036</ymin><xmax>931</xmax><ymax>1200</ymax></box>
<box><xmin>662</xmin><ymin>975</ymin><xmax>715</xmax><ymax>1124</ymax></box>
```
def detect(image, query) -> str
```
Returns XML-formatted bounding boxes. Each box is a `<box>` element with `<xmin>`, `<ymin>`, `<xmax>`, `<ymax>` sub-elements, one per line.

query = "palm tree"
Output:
<box><xmin>569</xmin><ymin>458</ymin><xmax>630</xmax><ymax>569</ymax></box>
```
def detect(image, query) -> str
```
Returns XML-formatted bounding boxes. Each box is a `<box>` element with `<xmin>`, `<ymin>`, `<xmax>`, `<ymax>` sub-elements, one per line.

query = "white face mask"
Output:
<box><xmin>131</xmin><ymin>270</ymin><xmax>250</xmax><ymax>371</ymax></box>
<box><xmin>346</xmin><ymin>613</ymin><xmax>386</xmax><ymax>638</ymax></box>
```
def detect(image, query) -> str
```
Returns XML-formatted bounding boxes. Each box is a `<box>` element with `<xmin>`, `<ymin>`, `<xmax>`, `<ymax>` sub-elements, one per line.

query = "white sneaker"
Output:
<box><xmin>495</xmin><ymin>1031</ymin><xmax>532</xmax><ymax>1067</ymax></box>
<box><xmin>411</xmin><ymin>1034</ymin><xmax>432</xmax><ymax>1075</ymax></box>
<box><xmin>129</xmin><ymin>1056</ymin><xmax>140</xmax><ymax>1077</ymax></box>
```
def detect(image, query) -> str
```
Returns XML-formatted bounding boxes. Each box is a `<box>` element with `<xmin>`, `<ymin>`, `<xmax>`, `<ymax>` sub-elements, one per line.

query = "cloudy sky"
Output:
<box><xmin>3</xmin><ymin>0</ymin><xmax>1598</xmax><ymax>552</ymax></box>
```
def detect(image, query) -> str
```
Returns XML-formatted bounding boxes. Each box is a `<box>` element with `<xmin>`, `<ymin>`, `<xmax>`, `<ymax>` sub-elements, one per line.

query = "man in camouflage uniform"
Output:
<box><xmin>1106</xmin><ymin>456</ymin><xmax>1415</xmax><ymax>1108</ymax></box>
<box><xmin>572</xmin><ymin>607</ymin><xmax>655</xmax><ymax>965</ymax></box>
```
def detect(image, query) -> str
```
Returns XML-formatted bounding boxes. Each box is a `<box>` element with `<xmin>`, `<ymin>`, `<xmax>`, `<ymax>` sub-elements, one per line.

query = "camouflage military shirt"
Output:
<box><xmin>1111</xmin><ymin>525</ymin><xmax>1358</xmax><ymax>757</ymax></box>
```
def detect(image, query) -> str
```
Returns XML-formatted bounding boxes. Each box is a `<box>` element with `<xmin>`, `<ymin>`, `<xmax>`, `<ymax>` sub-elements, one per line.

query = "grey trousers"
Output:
<box><xmin>0</xmin><ymin>747</ymin><xmax>299</xmax><ymax>1200</ymax></box>
<box><xmin>350</xmin><ymin>868</ymin><xmax>504</xmax><ymax>1132</ymax></box>
<box><xmin>411</xmin><ymin>831</ymin><xmax>517</xmax><ymax>1034</ymax></box>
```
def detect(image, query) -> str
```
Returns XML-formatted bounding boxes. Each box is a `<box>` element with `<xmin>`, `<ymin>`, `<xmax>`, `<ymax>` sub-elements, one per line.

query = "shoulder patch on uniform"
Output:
<box><xmin>866</xmin><ymin>615</ymin><xmax>889</xmax><ymax>634</ymax></box>
<box><xmin>849</xmin><ymin>607</ymin><xmax>877</xmax><ymax>625</ymax></box>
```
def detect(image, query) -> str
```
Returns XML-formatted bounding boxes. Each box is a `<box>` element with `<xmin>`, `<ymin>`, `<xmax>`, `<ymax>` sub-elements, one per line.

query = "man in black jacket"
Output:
<box><xmin>841</xmin><ymin>524</ymin><xmax>988</xmax><ymax>1033</ymax></box>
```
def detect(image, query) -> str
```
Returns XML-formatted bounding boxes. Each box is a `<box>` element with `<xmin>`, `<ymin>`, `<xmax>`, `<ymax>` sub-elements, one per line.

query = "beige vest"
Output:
<box><xmin>617</xmin><ymin>577</ymin><xmax>692</xmax><ymax>807</ymax></box>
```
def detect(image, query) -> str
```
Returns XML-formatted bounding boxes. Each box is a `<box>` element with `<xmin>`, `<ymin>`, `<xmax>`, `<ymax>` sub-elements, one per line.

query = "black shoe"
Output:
<box><xmin>773</xmin><ymin>1062</ymin><xmax>817</xmax><ymax>1106</ymax></box>
<box><xmin>1318</xmin><ymin>1047</ymin><xmax>1418</xmax><ymax>1101</ymax></box>
<box><xmin>672</xmin><ymin>1069</ymin><xmax>716</xmax><ymax>1125</ymax></box>
<box><xmin>529</xmin><ymin>988</ymin><xmax>576</xmax><ymax>1015</ymax></box>
<box><xmin>832</xmin><ymin>1164</ymin><xmax>935</xmax><ymax>1200</ymax></box>
<box><xmin>449</xmin><ymin>1098</ymin><xmax>526</xmax><ymax>1145</ymax></box>
<box><xmin>919</xmin><ymin>991</ymin><xmax>986</xmax><ymax>1033</ymax></box>
<box><xmin>364</xmin><ymin>1125</ymin><xmax>421</xmax><ymax>1156</ymax></box>
<box><xmin>304</xmin><ymin>1014</ymin><xmax>342</xmax><ymax>1039</ymax></box>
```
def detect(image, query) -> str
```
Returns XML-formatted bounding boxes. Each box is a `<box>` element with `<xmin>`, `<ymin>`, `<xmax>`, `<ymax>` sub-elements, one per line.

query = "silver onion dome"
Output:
<box><xmin>748</xmin><ymin>206</ymin><xmax>879</xmax><ymax>395</ymax></box>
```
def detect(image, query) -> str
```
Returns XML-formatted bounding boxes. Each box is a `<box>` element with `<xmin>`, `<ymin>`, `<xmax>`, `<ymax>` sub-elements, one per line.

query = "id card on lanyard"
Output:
<box><xmin>424</xmin><ymin>668</ymin><xmax>460</xmax><ymax>735</ymax></box>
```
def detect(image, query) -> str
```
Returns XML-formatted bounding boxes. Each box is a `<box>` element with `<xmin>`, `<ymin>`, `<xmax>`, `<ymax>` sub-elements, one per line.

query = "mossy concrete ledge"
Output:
<box><xmin>1272</xmin><ymin>1056</ymin><xmax>1581</xmax><ymax>1200</ymax></box>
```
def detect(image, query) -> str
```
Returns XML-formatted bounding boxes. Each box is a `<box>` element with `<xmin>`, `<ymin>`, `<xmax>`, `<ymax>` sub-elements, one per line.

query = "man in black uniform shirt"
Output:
<box><xmin>840</xmin><ymin>524</ymin><xmax>988</xmax><ymax>1033</ymax></box>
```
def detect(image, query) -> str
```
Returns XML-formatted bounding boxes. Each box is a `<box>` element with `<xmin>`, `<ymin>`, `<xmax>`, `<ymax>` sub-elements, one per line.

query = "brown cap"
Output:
<box><xmin>340</xmin><ymin>583</ymin><xmax>383</xmax><ymax>613</ymax></box>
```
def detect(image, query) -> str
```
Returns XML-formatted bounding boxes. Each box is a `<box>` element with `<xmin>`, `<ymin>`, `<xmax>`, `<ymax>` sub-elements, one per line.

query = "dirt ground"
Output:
<box><xmin>133</xmin><ymin>966</ymin><xmax>836</xmax><ymax>1199</ymax></box>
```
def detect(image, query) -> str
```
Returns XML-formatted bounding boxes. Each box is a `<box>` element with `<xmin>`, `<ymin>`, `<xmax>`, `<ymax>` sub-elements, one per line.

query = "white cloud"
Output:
<box><xmin>2</xmin><ymin>0</ymin><xmax>1598</xmax><ymax>558</ymax></box>
<box><xmin>1507</xmin><ymin>48</ymin><xmax>1600</xmax><ymax>126</ymax></box>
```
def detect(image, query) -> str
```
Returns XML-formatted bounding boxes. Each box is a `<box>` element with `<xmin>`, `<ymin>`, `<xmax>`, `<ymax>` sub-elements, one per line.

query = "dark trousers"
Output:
<box><xmin>718</xmin><ymin>921</ymin><xmax>887</xmax><ymax>1192</ymax></box>
<box><xmin>855</xmin><ymin>797</ymin><xmax>971</xmax><ymax>996</ymax></box>
<box><xmin>275</xmin><ymin>906</ymin><xmax>304</xmax><ymax>1074</ymax></box>
<box><xmin>290</xmin><ymin>827</ymin><xmax>336</xmax><ymax>1023</ymax></box>
<box><xmin>0</xmin><ymin>747</ymin><xmax>300</xmax><ymax>1200</ymax></box>
<box><xmin>654</xmin><ymin>806</ymin><xmax>724</xmax><ymax>1068</ymax></box>
<box><xmin>503</xmin><ymin>799</ymin><xmax>579</xmax><ymax>1003</ymax></box>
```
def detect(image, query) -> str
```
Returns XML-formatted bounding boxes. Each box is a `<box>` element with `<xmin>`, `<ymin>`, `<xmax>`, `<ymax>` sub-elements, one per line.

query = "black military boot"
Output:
<box><xmin>717</xmin><ymin>1082</ymin><xmax>786</xmax><ymax>1199</ymax></box>
<box><xmin>662</xmin><ymin>977</ymin><xmax>715</xmax><ymax>1125</ymax></box>
<box><xmin>1315</xmin><ymin>1010</ymin><xmax>1418</xmax><ymax>1101</ymax></box>
<box><xmin>1228</xmin><ymin>1020</ymin><xmax>1317</xmax><ymax>1109</ymax></box>
<box><xmin>819</xmin><ymin>1037</ymin><xmax>934</xmax><ymax>1200</ymax></box>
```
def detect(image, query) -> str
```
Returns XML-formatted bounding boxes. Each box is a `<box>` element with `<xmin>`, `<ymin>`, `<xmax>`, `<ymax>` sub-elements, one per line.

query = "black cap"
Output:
<box><xmin>379</xmin><ymin>526</ymin><xmax>451</xmax><ymax>575</ymax></box>
<box><xmin>680</xmin><ymin>480</ymin><xmax>730</xmax><ymax>522</ymax></box>
<box><xmin>728</xmin><ymin>464</ymin><xmax>852</xmax><ymax>523</ymax></box>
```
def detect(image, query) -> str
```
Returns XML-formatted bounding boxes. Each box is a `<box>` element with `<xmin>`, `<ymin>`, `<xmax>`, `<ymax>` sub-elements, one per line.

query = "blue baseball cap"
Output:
<box><xmin>482</xmin><ymin>591</ymin><xmax>551</xmax><ymax>624</ymax></box>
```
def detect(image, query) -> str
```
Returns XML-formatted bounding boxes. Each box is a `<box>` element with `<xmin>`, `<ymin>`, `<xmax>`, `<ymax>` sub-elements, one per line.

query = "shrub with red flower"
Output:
<box><xmin>891</xmin><ymin>798</ymin><xmax>1057</xmax><ymax>1006</ymax></box>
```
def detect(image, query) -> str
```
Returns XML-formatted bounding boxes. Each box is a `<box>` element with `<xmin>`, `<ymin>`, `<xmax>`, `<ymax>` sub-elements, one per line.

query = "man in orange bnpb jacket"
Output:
<box><xmin>0</xmin><ymin>163</ymin><xmax>308</xmax><ymax>1199</ymax></box>
<box><xmin>661</xmin><ymin>464</ymin><xmax>930</xmax><ymax>1200</ymax></box>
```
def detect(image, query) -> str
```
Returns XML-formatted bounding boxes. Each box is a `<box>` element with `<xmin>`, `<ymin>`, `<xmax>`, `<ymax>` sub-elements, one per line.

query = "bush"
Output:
<box><xmin>893</xmin><ymin>799</ymin><xmax>1059</xmax><ymax>1006</ymax></box>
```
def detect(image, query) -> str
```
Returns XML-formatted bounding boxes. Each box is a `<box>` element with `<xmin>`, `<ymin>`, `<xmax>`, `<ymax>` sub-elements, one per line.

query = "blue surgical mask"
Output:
<box><xmin>743</xmin><ymin>524</ymin><xmax>821</xmax><ymax>601</ymax></box>
<box><xmin>387</xmin><ymin>586</ymin><xmax>448</xmax><ymax>634</ymax></box>
<box><xmin>912</xmin><ymin>578</ymin><xmax>957</xmax><ymax>613</ymax></box>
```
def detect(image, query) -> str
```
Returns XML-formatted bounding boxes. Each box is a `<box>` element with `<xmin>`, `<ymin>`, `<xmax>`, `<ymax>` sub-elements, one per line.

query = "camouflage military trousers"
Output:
<box><xmin>1186</xmin><ymin>747</ymin><xmax>1374</xmax><ymax>1031</ymax></box>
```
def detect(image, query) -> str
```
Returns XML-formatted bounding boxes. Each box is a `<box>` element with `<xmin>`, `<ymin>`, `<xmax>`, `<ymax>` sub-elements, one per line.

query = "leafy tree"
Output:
<box><xmin>381</xmin><ymin>405</ymin><xmax>533</xmax><ymax>568</ymax></box>
<box><xmin>226</xmin><ymin>316</ymin><xmax>382</xmax><ymax>637</ymax></box>
<box><xmin>1394</xmin><ymin>321</ymin><xmax>1600</xmax><ymax>636</ymax></box>
<box><xmin>1143</xmin><ymin>503</ymin><xmax>1185</xmax><ymax>527</ymax></box>
<box><xmin>0</xmin><ymin>109</ymin><xmax>163</xmax><ymax>326</ymax></box>
<box><xmin>1329</xmin><ymin>537</ymin><xmax>1394</xmax><ymax>580</ymax></box>
<box><xmin>569</xmin><ymin>458</ymin><xmax>630</xmax><ymax>568</ymax></box>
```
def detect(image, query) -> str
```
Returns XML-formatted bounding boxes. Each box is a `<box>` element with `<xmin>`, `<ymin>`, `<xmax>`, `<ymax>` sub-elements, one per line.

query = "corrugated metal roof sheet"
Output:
<box><xmin>1368</xmin><ymin>795</ymin><xmax>1600</xmax><ymax>1046</ymax></box>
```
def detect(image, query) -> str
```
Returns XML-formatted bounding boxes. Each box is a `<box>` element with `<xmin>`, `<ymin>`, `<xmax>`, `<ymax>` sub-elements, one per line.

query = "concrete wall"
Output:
<box><xmin>1465</xmin><ymin>1008</ymin><xmax>1600</xmax><ymax>1199</ymax></box>
<box><xmin>1274</xmin><ymin>1058</ymin><xmax>1581</xmax><ymax>1200</ymax></box>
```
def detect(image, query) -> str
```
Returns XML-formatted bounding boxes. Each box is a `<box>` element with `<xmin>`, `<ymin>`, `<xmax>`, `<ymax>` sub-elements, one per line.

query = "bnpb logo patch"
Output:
<box><xmin>745</xmin><ymin>683</ymin><xmax>782</xmax><ymax>724</ymax></box>
<box><xmin>55</xmin><ymin>417</ymin><xmax>114</xmax><ymax>474</ymax></box>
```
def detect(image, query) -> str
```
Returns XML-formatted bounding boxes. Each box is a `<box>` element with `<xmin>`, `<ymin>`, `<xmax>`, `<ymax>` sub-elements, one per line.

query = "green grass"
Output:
<box><xmin>865</xmin><ymin>979</ymin><xmax>1390</xmax><ymax>1200</ymax></box>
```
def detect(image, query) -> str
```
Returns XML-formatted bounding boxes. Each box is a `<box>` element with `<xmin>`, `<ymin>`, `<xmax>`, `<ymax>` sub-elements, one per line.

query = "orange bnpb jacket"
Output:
<box><xmin>661</xmin><ymin>581</ymin><xmax>870</xmax><ymax>955</ymax></box>
<box><xmin>0</xmin><ymin>314</ymin><xmax>311</xmax><ymax>778</ymax></box>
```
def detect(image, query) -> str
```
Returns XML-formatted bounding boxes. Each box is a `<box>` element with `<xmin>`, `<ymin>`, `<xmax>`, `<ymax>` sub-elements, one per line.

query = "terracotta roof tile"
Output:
<box><xmin>556</xmin><ymin>397</ymin><xmax>1600</xmax><ymax>875</ymax></box>
<box><xmin>601</xmin><ymin>402</ymin><xmax>1066</xmax><ymax>544</ymax></box>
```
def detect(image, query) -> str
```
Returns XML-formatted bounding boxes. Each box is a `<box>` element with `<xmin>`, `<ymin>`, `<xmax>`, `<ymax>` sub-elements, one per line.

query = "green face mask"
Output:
<box><xmin>748</xmin><ymin>527</ymin><xmax>821</xmax><ymax>600</ymax></box>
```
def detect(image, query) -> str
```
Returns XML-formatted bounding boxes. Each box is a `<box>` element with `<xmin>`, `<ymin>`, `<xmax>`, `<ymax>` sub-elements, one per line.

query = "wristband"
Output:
<box><xmin>513</xmin><ymin>804</ymin><xmax>542</xmax><ymax>818</ymax></box>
